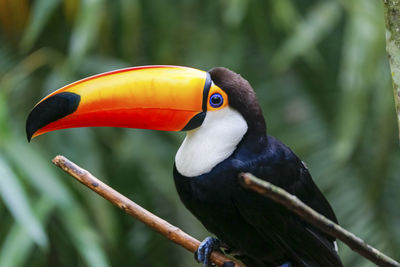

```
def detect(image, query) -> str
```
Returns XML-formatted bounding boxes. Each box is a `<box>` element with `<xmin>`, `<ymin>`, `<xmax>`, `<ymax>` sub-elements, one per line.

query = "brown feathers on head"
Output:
<box><xmin>208</xmin><ymin>67</ymin><xmax>266</xmax><ymax>134</ymax></box>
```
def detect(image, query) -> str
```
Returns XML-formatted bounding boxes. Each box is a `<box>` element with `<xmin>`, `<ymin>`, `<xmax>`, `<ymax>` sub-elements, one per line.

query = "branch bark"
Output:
<box><xmin>239</xmin><ymin>172</ymin><xmax>400</xmax><ymax>267</ymax></box>
<box><xmin>383</xmin><ymin>0</ymin><xmax>400</xmax><ymax>140</ymax></box>
<box><xmin>52</xmin><ymin>155</ymin><xmax>399</xmax><ymax>266</ymax></box>
<box><xmin>52</xmin><ymin>155</ymin><xmax>244</xmax><ymax>267</ymax></box>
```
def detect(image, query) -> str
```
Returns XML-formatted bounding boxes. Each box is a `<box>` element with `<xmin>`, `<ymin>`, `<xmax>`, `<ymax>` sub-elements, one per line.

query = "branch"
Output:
<box><xmin>239</xmin><ymin>173</ymin><xmax>400</xmax><ymax>267</ymax></box>
<box><xmin>52</xmin><ymin>155</ymin><xmax>244</xmax><ymax>267</ymax></box>
<box><xmin>383</xmin><ymin>0</ymin><xmax>400</xmax><ymax>140</ymax></box>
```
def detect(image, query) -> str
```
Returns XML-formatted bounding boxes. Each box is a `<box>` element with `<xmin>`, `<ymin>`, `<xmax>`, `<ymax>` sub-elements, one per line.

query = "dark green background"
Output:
<box><xmin>0</xmin><ymin>0</ymin><xmax>399</xmax><ymax>266</ymax></box>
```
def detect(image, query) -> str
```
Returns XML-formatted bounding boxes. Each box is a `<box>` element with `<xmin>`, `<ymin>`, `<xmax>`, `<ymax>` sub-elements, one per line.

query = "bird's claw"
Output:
<box><xmin>195</xmin><ymin>237</ymin><xmax>221</xmax><ymax>266</ymax></box>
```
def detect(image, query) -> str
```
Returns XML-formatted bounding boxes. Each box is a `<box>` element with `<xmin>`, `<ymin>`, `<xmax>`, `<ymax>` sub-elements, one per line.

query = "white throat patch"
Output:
<box><xmin>175</xmin><ymin>107</ymin><xmax>248</xmax><ymax>177</ymax></box>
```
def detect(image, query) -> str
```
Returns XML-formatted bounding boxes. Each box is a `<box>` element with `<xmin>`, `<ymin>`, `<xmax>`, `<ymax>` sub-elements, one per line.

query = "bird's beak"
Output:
<box><xmin>26</xmin><ymin>65</ymin><xmax>213</xmax><ymax>141</ymax></box>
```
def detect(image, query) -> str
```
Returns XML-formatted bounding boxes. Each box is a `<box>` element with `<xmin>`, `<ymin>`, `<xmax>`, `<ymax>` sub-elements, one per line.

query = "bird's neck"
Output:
<box><xmin>175</xmin><ymin>107</ymin><xmax>248</xmax><ymax>177</ymax></box>
<box><xmin>232</xmin><ymin>130</ymin><xmax>268</xmax><ymax>162</ymax></box>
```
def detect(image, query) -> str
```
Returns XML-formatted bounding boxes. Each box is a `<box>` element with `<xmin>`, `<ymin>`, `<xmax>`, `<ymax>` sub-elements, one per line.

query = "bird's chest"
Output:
<box><xmin>173</xmin><ymin>162</ymin><xmax>279</xmax><ymax>259</ymax></box>
<box><xmin>173</xmin><ymin>163</ymin><xmax>240</xmax><ymax>227</ymax></box>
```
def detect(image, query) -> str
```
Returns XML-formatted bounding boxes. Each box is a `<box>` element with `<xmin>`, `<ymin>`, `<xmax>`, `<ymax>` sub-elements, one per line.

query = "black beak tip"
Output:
<box><xmin>26</xmin><ymin>130</ymin><xmax>32</xmax><ymax>142</ymax></box>
<box><xmin>25</xmin><ymin>92</ymin><xmax>81</xmax><ymax>143</ymax></box>
<box><xmin>26</xmin><ymin>115</ymin><xmax>34</xmax><ymax>142</ymax></box>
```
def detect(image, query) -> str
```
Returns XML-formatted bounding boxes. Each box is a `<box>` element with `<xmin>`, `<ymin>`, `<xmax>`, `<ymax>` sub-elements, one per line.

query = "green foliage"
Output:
<box><xmin>0</xmin><ymin>0</ymin><xmax>398</xmax><ymax>266</ymax></box>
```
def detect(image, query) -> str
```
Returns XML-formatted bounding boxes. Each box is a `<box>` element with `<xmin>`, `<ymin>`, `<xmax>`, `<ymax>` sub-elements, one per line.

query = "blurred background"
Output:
<box><xmin>0</xmin><ymin>0</ymin><xmax>399</xmax><ymax>266</ymax></box>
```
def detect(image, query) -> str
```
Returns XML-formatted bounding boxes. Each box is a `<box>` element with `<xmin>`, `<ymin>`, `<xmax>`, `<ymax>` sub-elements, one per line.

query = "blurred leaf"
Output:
<box><xmin>0</xmin><ymin>154</ymin><xmax>48</xmax><ymax>247</ymax></box>
<box><xmin>79</xmin><ymin>55</ymin><xmax>131</xmax><ymax>75</ymax></box>
<box><xmin>69</xmin><ymin>0</ymin><xmax>105</xmax><ymax>69</ymax></box>
<box><xmin>119</xmin><ymin>0</ymin><xmax>141</xmax><ymax>60</ymax></box>
<box><xmin>0</xmin><ymin>41</ymin><xmax>16</xmax><ymax>75</ymax></box>
<box><xmin>0</xmin><ymin>0</ymin><xmax>29</xmax><ymax>42</ymax></box>
<box><xmin>0</xmin><ymin>93</ymin><xmax>10</xmax><ymax>139</ymax></box>
<box><xmin>63</xmin><ymin>0</ymin><xmax>79</xmax><ymax>24</ymax></box>
<box><xmin>60</xmin><ymin>204</ymin><xmax>110</xmax><ymax>267</ymax></box>
<box><xmin>3</xmin><ymin>139</ymin><xmax>71</xmax><ymax>205</ymax></box>
<box><xmin>335</xmin><ymin>0</ymin><xmax>386</xmax><ymax>161</ymax></box>
<box><xmin>221</xmin><ymin>0</ymin><xmax>249</xmax><ymax>28</ymax></box>
<box><xmin>270</xmin><ymin>0</ymin><xmax>299</xmax><ymax>32</ymax></box>
<box><xmin>0</xmin><ymin>48</ymin><xmax>62</xmax><ymax>95</ymax></box>
<box><xmin>0</xmin><ymin>197</ymin><xmax>53</xmax><ymax>267</ymax></box>
<box><xmin>20</xmin><ymin>0</ymin><xmax>61</xmax><ymax>52</ymax></box>
<box><xmin>270</xmin><ymin>1</ymin><xmax>342</xmax><ymax>72</ymax></box>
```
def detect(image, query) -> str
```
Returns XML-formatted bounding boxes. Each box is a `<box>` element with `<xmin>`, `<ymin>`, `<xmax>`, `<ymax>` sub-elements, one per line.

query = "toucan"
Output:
<box><xmin>26</xmin><ymin>65</ymin><xmax>343</xmax><ymax>267</ymax></box>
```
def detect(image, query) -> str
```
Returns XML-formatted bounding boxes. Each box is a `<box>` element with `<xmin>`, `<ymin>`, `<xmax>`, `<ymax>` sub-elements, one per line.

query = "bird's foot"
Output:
<box><xmin>195</xmin><ymin>237</ymin><xmax>229</xmax><ymax>266</ymax></box>
<box><xmin>278</xmin><ymin>262</ymin><xmax>292</xmax><ymax>267</ymax></box>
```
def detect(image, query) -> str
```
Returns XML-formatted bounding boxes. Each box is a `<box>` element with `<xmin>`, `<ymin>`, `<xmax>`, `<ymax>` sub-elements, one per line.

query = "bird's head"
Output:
<box><xmin>26</xmin><ymin>65</ymin><xmax>266</xmax><ymax>143</ymax></box>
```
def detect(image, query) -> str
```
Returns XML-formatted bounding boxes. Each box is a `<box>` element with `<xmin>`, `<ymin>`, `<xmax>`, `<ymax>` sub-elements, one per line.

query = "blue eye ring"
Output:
<box><xmin>209</xmin><ymin>93</ymin><xmax>223</xmax><ymax>108</ymax></box>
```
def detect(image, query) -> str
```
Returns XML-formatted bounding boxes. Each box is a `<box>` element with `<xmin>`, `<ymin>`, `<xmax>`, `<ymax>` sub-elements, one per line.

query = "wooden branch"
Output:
<box><xmin>239</xmin><ymin>173</ymin><xmax>400</xmax><ymax>267</ymax></box>
<box><xmin>383</xmin><ymin>0</ymin><xmax>400</xmax><ymax>140</ymax></box>
<box><xmin>52</xmin><ymin>155</ymin><xmax>244</xmax><ymax>267</ymax></box>
<box><xmin>52</xmin><ymin>155</ymin><xmax>399</xmax><ymax>266</ymax></box>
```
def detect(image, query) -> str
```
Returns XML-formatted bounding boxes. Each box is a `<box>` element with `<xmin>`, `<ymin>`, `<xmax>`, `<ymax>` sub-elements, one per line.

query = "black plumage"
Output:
<box><xmin>173</xmin><ymin>68</ymin><xmax>342</xmax><ymax>267</ymax></box>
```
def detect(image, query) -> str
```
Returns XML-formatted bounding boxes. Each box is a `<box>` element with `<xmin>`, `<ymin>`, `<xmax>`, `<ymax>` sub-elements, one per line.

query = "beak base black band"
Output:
<box><xmin>202</xmin><ymin>72</ymin><xmax>212</xmax><ymax>112</ymax></box>
<box><xmin>181</xmin><ymin>72</ymin><xmax>212</xmax><ymax>131</ymax></box>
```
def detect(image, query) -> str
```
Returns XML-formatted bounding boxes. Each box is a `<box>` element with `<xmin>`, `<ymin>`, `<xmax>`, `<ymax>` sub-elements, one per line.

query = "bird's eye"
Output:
<box><xmin>209</xmin><ymin>93</ymin><xmax>223</xmax><ymax>108</ymax></box>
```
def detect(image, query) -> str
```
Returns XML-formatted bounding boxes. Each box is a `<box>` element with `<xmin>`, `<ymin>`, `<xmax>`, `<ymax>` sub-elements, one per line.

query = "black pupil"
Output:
<box><xmin>211</xmin><ymin>95</ymin><xmax>221</xmax><ymax>104</ymax></box>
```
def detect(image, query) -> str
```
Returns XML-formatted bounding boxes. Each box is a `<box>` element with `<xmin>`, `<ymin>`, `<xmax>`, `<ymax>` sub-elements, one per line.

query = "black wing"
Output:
<box><xmin>232</xmin><ymin>136</ymin><xmax>342</xmax><ymax>266</ymax></box>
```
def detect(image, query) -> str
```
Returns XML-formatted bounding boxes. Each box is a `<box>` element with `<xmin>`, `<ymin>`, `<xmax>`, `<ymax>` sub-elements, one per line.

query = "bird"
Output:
<box><xmin>26</xmin><ymin>65</ymin><xmax>343</xmax><ymax>267</ymax></box>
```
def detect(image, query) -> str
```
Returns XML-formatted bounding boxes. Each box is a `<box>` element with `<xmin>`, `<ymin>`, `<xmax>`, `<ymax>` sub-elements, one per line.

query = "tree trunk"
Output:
<box><xmin>383</xmin><ymin>0</ymin><xmax>400</xmax><ymax>141</ymax></box>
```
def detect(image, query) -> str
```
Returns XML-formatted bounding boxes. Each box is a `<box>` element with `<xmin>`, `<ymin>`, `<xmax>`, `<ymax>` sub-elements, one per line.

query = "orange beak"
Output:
<box><xmin>26</xmin><ymin>65</ymin><xmax>212</xmax><ymax>141</ymax></box>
